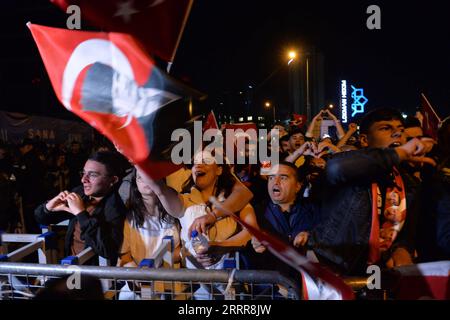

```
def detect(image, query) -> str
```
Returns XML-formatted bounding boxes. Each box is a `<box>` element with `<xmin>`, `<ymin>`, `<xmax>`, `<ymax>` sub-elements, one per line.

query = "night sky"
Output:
<box><xmin>0</xmin><ymin>0</ymin><xmax>448</xmax><ymax>120</ymax></box>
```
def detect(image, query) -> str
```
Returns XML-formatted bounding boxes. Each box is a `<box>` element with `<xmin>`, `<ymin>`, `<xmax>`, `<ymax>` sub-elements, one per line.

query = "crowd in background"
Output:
<box><xmin>0</xmin><ymin>106</ymin><xmax>449</xmax><ymax>299</ymax></box>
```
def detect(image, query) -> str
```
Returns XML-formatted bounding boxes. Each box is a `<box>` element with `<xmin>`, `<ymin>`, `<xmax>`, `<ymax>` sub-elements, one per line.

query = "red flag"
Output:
<box><xmin>420</xmin><ymin>93</ymin><xmax>441</xmax><ymax>140</ymax></box>
<box><xmin>289</xmin><ymin>113</ymin><xmax>307</xmax><ymax>128</ymax></box>
<box><xmin>28</xmin><ymin>23</ymin><xmax>201</xmax><ymax>179</ymax></box>
<box><xmin>51</xmin><ymin>0</ymin><xmax>193</xmax><ymax>62</ymax></box>
<box><xmin>203</xmin><ymin>110</ymin><xmax>219</xmax><ymax>131</ymax></box>
<box><xmin>222</xmin><ymin>122</ymin><xmax>257</xmax><ymax>132</ymax></box>
<box><xmin>392</xmin><ymin>261</ymin><xmax>450</xmax><ymax>300</ymax></box>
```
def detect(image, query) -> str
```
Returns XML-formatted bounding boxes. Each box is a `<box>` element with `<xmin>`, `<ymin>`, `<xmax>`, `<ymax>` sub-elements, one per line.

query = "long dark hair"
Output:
<box><xmin>181</xmin><ymin>162</ymin><xmax>237</xmax><ymax>200</ymax></box>
<box><xmin>127</xmin><ymin>168</ymin><xmax>177</xmax><ymax>228</ymax></box>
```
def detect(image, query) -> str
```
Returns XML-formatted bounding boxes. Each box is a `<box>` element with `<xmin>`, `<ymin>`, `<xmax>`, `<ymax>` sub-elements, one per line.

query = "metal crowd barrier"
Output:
<box><xmin>0</xmin><ymin>232</ymin><xmax>56</xmax><ymax>264</ymax></box>
<box><xmin>0</xmin><ymin>262</ymin><xmax>301</xmax><ymax>300</ymax></box>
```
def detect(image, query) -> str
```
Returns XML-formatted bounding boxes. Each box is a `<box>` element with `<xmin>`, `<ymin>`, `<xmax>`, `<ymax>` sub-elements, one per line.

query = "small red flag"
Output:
<box><xmin>420</xmin><ymin>93</ymin><xmax>441</xmax><ymax>140</ymax></box>
<box><xmin>289</xmin><ymin>113</ymin><xmax>307</xmax><ymax>128</ymax></box>
<box><xmin>203</xmin><ymin>110</ymin><xmax>219</xmax><ymax>131</ymax></box>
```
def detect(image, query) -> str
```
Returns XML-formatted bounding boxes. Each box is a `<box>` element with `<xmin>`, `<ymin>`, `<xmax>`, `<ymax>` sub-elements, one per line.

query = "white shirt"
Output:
<box><xmin>120</xmin><ymin>214</ymin><xmax>180</xmax><ymax>266</ymax></box>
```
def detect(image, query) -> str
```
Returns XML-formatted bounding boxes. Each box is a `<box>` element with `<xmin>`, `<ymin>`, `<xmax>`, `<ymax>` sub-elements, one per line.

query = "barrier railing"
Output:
<box><xmin>0</xmin><ymin>262</ymin><xmax>301</xmax><ymax>300</ymax></box>
<box><xmin>0</xmin><ymin>232</ymin><xmax>56</xmax><ymax>264</ymax></box>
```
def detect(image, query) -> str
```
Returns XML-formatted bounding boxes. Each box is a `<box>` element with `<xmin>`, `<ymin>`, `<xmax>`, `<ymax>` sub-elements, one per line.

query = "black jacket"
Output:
<box><xmin>417</xmin><ymin>170</ymin><xmax>450</xmax><ymax>261</ymax></box>
<box><xmin>309</xmin><ymin>148</ymin><xmax>422</xmax><ymax>276</ymax></box>
<box><xmin>34</xmin><ymin>186</ymin><xmax>126</xmax><ymax>264</ymax></box>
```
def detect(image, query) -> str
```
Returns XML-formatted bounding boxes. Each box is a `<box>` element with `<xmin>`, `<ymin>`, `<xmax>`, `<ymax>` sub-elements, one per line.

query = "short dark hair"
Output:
<box><xmin>272</xmin><ymin>122</ymin><xmax>286</xmax><ymax>128</ymax></box>
<box><xmin>288</xmin><ymin>128</ymin><xmax>305</xmax><ymax>138</ymax></box>
<box><xmin>88</xmin><ymin>151</ymin><xmax>124</xmax><ymax>178</ymax></box>
<box><xmin>403</xmin><ymin>115</ymin><xmax>422</xmax><ymax>129</ymax></box>
<box><xmin>280</xmin><ymin>134</ymin><xmax>290</xmax><ymax>143</ymax></box>
<box><xmin>359</xmin><ymin>108</ymin><xmax>404</xmax><ymax>134</ymax></box>
<box><xmin>272</xmin><ymin>161</ymin><xmax>302</xmax><ymax>182</ymax></box>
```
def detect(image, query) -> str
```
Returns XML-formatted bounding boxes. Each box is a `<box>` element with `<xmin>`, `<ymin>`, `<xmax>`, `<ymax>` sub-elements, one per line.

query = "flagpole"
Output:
<box><xmin>167</xmin><ymin>0</ymin><xmax>195</xmax><ymax>73</ymax></box>
<box><xmin>421</xmin><ymin>93</ymin><xmax>441</xmax><ymax>122</ymax></box>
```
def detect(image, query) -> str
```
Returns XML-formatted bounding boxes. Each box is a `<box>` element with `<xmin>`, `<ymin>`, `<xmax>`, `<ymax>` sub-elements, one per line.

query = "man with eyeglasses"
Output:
<box><xmin>35</xmin><ymin>151</ymin><xmax>126</xmax><ymax>265</ymax></box>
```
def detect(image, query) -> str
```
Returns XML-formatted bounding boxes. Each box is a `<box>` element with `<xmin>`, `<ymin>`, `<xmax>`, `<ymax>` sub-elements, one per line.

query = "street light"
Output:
<box><xmin>287</xmin><ymin>50</ymin><xmax>297</xmax><ymax>65</ymax></box>
<box><xmin>265</xmin><ymin>101</ymin><xmax>276</xmax><ymax>122</ymax></box>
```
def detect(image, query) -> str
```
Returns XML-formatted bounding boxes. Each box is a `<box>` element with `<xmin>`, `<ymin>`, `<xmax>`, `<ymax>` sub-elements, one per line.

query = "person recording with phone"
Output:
<box><xmin>305</xmin><ymin>108</ymin><xmax>346</xmax><ymax>142</ymax></box>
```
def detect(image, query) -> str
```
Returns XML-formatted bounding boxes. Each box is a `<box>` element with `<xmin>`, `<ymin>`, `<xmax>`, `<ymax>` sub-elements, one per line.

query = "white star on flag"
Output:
<box><xmin>114</xmin><ymin>0</ymin><xmax>139</xmax><ymax>23</ymax></box>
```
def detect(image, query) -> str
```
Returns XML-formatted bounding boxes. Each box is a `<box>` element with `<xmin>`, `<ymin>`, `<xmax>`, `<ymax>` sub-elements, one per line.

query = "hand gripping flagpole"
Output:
<box><xmin>209</xmin><ymin>196</ymin><xmax>355</xmax><ymax>300</ymax></box>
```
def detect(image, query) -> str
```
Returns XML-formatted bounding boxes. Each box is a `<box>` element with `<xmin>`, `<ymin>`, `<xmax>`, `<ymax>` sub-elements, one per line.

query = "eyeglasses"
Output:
<box><xmin>79</xmin><ymin>171</ymin><xmax>109</xmax><ymax>180</ymax></box>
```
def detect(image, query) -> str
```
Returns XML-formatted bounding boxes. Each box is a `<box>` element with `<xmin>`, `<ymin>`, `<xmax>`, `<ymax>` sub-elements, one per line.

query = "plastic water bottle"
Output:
<box><xmin>190</xmin><ymin>230</ymin><xmax>209</xmax><ymax>254</ymax></box>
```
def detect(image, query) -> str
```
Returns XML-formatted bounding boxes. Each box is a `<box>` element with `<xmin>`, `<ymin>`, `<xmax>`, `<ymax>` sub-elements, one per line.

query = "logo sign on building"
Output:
<box><xmin>340</xmin><ymin>80</ymin><xmax>348</xmax><ymax>123</ymax></box>
<box><xmin>340</xmin><ymin>80</ymin><xmax>368</xmax><ymax>123</ymax></box>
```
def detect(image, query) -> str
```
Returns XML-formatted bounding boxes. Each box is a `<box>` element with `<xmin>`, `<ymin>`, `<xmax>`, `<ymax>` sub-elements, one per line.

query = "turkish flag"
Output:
<box><xmin>420</xmin><ymin>93</ymin><xmax>441</xmax><ymax>140</ymax></box>
<box><xmin>391</xmin><ymin>261</ymin><xmax>450</xmax><ymax>300</ymax></box>
<box><xmin>222</xmin><ymin>122</ymin><xmax>257</xmax><ymax>132</ymax></box>
<box><xmin>28</xmin><ymin>23</ymin><xmax>202</xmax><ymax>179</ymax></box>
<box><xmin>51</xmin><ymin>0</ymin><xmax>193</xmax><ymax>62</ymax></box>
<box><xmin>289</xmin><ymin>113</ymin><xmax>307</xmax><ymax>128</ymax></box>
<box><xmin>203</xmin><ymin>110</ymin><xmax>219</xmax><ymax>131</ymax></box>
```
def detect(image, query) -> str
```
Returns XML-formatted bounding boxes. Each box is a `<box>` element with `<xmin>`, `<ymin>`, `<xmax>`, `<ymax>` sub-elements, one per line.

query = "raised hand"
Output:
<box><xmin>348</xmin><ymin>123</ymin><xmax>358</xmax><ymax>132</ymax></box>
<box><xmin>325</xmin><ymin>109</ymin><xmax>338</xmax><ymax>120</ymax></box>
<box><xmin>65</xmin><ymin>192</ymin><xmax>85</xmax><ymax>215</ymax></box>
<box><xmin>312</xmin><ymin>111</ymin><xmax>323</xmax><ymax>122</ymax></box>
<box><xmin>317</xmin><ymin>140</ymin><xmax>340</xmax><ymax>157</ymax></box>
<box><xmin>45</xmin><ymin>191</ymin><xmax>70</xmax><ymax>212</ymax></box>
<box><xmin>395</xmin><ymin>137</ymin><xmax>437</xmax><ymax>166</ymax></box>
<box><xmin>302</xmin><ymin>141</ymin><xmax>318</xmax><ymax>157</ymax></box>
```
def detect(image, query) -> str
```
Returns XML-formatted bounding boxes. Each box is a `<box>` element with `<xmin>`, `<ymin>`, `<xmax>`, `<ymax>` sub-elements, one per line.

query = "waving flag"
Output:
<box><xmin>28</xmin><ymin>23</ymin><xmax>203</xmax><ymax>179</ymax></box>
<box><xmin>289</xmin><ymin>113</ymin><xmax>307</xmax><ymax>129</ymax></box>
<box><xmin>51</xmin><ymin>0</ymin><xmax>193</xmax><ymax>63</ymax></box>
<box><xmin>420</xmin><ymin>93</ymin><xmax>441</xmax><ymax>140</ymax></box>
<box><xmin>392</xmin><ymin>261</ymin><xmax>450</xmax><ymax>300</ymax></box>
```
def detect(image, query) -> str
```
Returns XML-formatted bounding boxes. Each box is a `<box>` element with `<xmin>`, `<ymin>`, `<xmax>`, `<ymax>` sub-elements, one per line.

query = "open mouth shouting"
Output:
<box><xmin>388</xmin><ymin>141</ymin><xmax>402</xmax><ymax>148</ymax></box>
<box><xmin>193</xmin><ymin>169</ymin><xmax>207</xmax><ymax>178</ymax></box>
<box><xmin>271</xmin><ymin>186</ymin><xmax>281</xmax><ymax>197</ymax></box>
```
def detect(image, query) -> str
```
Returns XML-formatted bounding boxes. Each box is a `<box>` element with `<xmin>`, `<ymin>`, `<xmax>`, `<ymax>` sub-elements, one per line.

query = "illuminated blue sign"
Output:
<box><xmin>350</xmin><ymin>85</ymin><xmax>368</xmax><ymax>117</ymax></box>
<box><xmin>340</xmin><ymin>80</ymin><xmax>368</xmax><ymax>121</ymax></box>
<box><xmin>340</xmin><ymin>80</ymin><xmax>348</xmax><ymax>123</ymax></box>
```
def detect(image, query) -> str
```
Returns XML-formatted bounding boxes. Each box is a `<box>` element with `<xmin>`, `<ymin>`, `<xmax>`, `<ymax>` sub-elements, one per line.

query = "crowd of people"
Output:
<box><xmin>0</xmin><ymin>106</ymin><xmax>449</xmax><ymax>299</ymax></box>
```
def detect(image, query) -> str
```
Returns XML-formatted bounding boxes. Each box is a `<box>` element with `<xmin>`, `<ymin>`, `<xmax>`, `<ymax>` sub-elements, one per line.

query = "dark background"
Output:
<box><xmin>0</xmin><ymin>0</ymin><xmax>448</xmax><ymax>120</ymax></box>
